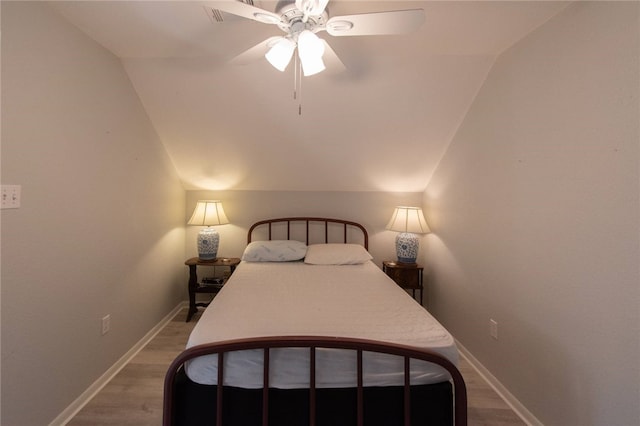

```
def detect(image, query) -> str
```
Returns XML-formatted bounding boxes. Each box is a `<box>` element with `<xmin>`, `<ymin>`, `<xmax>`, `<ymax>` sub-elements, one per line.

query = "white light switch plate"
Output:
<box><xmin>1</xmin><ymin>185</ymin><xmax>21</xmax><ymax>209</ymax></box>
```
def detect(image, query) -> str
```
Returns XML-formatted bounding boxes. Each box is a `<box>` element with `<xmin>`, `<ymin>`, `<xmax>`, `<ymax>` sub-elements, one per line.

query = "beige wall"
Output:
<box><xmin>424</xmin><ymin>2</ymin><xmax>639</xmax><ymax>425</ymax></box>
<box><xmin>5</xmin><ymin>2</ymin><xmax>638</xmax><ymax>425</ymax></box>
<box><xmin>185</xmin><ymin>190</ymin><xmax>424</xmax><ymax>268</ymax></box>
<box><xmin>1</xmin><ymin>3</ymin><xmax>185</xmax><ymax>425</ymax></box>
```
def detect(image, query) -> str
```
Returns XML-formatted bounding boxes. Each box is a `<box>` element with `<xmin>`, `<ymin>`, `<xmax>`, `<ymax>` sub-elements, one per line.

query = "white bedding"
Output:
<box><xmin>185</xmin><ymin>260</ymin><xmax>458</xmax><ymax>389</ymax></box>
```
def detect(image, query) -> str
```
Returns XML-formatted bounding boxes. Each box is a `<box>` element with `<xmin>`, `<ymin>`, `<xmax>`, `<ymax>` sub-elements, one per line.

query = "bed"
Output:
<box><xmin>164</xmin><ymin>217</ymin><xmax>467</xmax><ymax>425</ymax></box>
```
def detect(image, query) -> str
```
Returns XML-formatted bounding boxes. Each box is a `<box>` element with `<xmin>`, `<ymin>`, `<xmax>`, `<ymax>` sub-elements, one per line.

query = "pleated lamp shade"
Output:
<box><xmin>187</xmin><ymin>200</ymin><xmax>229</xmax><ymax>260</ymax></box>
<box><xmin>386</xmin><ymin>206</ymin><xmax>430</xmax><ymax>264</ymax></box>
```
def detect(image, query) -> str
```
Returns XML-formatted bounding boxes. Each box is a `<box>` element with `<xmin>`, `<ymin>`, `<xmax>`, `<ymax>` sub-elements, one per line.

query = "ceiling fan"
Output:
<box><xmin>210</xmin><ymin>0</ymin><xmax>425</xmax><ymax>76</ymax></box>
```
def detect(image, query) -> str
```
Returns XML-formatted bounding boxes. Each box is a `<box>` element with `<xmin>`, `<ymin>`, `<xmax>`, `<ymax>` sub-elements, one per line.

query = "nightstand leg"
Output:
<box><xmin>187</xmin><ymin>264</ymin><xmax>198</xmax><ymax>322</ymax></box>
<box><xmin>419</xmin><ymin>269</ymin><xmax>424</xmax><ymax>305</ymax></box>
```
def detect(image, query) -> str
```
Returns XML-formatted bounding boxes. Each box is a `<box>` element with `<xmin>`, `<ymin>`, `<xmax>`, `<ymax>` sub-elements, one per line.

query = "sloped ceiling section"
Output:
<box><xmin>51</xmin><ymin>1</ymin><xmax>569</xmax><ymax>191</ymax></box>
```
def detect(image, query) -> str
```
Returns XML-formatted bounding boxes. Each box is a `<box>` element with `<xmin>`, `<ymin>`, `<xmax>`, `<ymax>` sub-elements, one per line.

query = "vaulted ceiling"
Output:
<box><xmin>51</xmin><ymin>1</ymin><xmax>569</xmax><ymax>191</ymax></box>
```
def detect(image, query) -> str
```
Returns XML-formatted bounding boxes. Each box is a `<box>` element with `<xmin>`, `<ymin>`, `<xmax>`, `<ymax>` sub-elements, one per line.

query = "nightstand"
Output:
<box><xmin>382</xmin><ymin>261</ymin><xmax>424</xmax><ymax>304</ymax></box>
<box><xmin>185</xmin><ymin>257</ymin><xmax>241</xmax><ymax>322</ymax></box>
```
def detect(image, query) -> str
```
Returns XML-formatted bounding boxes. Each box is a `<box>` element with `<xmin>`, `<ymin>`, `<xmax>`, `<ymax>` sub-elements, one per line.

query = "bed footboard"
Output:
<box><xmin>163</xmin><ymin>336</ymin><xmax>467</xmax><ymax>426</ymax></box>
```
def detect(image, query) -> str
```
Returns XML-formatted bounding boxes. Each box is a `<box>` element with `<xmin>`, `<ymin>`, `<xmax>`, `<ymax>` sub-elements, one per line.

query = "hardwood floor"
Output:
<box><xmin>67</xmin><ymin>308</ymin><xmax>525</xmax><ymax>426</ymax></box>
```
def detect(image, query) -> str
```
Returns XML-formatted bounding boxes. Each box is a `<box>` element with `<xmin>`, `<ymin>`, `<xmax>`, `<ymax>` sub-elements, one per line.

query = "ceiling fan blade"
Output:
<box><xmin>325</xmin><ymin>9</ymin><xmax>425</xmax><ymax>37</ymax></box>
<box><xmin>230</xmin><ymin>36</ymin><xmax>282</xmax><ymax>65</ymax></box>
<box><xmin>207</xmin><ymin>1</ymin><xmax>282</xmax><ymax>25</ymax></box>
<box><xmin>322</xmin><ymin>40</ymin><xmax>345</xmax><ymax>74</ymax></box>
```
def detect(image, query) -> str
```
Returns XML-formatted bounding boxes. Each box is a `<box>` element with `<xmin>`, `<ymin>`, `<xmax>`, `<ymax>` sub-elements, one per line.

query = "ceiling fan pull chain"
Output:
<box><xmin>296</xmin><ymin>54</ymin><xmax>303</xmax><ymax>115</ymax></box>
<box><xmin>298</xmin><ymin>66</ymin><xmax>303</xmax><ymax>116</ymax></box>
<box><xmin>293</xmin><ymin>54</ymin><xmax>298</xmax><ymax>100</ymax></box>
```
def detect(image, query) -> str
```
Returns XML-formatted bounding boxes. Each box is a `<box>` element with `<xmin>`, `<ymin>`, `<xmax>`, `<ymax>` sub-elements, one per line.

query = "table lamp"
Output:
<box><xmin>187</xmin><ymin>200</ymin><xmax>229</xmax><ymax>260</ymax></box>
<box><xmin>386</xmin><ymin>206</ymin><xmax>430</xmax><ymax>264</ymax></box>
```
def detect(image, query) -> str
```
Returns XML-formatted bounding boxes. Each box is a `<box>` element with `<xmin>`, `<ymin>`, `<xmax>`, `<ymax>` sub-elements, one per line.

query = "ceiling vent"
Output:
<box><xmin>207</xmin><ymin>7</ymin><xmax>224</xmax><ymax>23</ymax></box>
<box><xmin>207</xmin><ymin>0</ymin><xmax>256</xmax><ymax>23</ymax></box>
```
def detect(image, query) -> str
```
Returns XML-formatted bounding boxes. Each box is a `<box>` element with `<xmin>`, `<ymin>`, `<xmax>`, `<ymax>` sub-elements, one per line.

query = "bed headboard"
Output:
<box><xmin>248</xmin><ymin>217</ymin><xmax>368</xmax><ymax>250</ymax></box>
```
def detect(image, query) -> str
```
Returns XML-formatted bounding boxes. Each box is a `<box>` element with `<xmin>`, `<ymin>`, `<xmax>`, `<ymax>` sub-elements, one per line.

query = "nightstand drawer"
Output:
<box><xmin>385</xmin><ymin>267</ymin><xmax>421</xmax><ymax>289</ymax></box>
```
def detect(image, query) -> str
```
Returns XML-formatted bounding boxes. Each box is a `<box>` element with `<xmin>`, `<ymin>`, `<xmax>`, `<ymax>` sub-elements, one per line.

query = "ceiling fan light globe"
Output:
<box><xmin>265</xmin><ymin>38</ymin><xmax>296</xmax><ymax>71</ymax></box>
<box><xmin>297</xmin><ymin>30</ymin><xmax>326</xmax><ymax>76</ymax></box>
<box><xmin>300</xmin><ymin>54</ymin><xmax>326</xmax><ymax>76</ymax></box>
<box><xmin>297</xmin><ymin>30</ymin><xmax>325</xmax><ymax>58</ymax></box>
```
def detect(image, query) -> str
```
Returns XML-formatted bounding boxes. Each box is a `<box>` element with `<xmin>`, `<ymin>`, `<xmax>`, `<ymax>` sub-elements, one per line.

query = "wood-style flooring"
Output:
<box><xmin>67</xmin><ymin>308</ymin><xmax>525</xmax><ymax>426</ymax></box>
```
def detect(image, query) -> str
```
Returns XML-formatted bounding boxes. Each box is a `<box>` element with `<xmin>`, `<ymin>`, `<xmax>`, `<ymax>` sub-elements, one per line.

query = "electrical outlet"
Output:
<box><xmin>1</xmin><ymin>185</ymin><xmax>21</xmax><ymax>209</ymax></box>
<box><xmin>102</xmin><ymin>314</ymin><xmax>111</xmax><ymax>335</ymax></box>
<box><xmin>489</xmin><ymin>319</ymin><xmax>498</xmax><ymax>340</ymax></box>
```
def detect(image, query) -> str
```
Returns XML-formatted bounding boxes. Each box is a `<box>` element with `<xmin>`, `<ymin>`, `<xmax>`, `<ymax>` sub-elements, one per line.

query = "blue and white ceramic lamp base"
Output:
<box><xmin>395</xmin><ymin>232</ymin><xmax>419</xmax><ymax>264</ymax></box>
<box><xmin>197</xmin><ymin>227</ymin><xmax>220</xmax><ymax>260</ymax></box>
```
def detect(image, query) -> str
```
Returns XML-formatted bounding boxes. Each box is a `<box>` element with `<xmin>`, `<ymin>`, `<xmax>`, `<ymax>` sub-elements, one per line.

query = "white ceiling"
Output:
<box><xmin>50</xmin><ymin>1</ymin><xmax>570</xmax><ymax>191</ymax></box>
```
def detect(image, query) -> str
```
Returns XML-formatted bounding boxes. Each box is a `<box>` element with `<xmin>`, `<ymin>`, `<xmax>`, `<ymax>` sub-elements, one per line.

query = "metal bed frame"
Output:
<box><xmin>247</xmin><ymin>217</ymin><xmax>369</xmax><ymax>249</ymax></box>
<box><xmin>163</xmin><ymin>336</ymin><xmax>467</xmax><ymax>426</ymax></box>
<box><xmin>163</xmin><ymin>217</ymin><xmax>467</xmax><ymax>425</ymax></box>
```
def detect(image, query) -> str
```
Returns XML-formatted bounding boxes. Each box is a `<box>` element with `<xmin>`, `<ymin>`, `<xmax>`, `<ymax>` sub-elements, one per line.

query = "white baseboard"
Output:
<box><xmin>50</xmin><ymin>302</ymin><xmax>187</xmax><ymax>426</ymax></box>
<box><xmin>455</xmin><ymin>340</ymin><xmax>543</xmax><ymax>426</ymax></box>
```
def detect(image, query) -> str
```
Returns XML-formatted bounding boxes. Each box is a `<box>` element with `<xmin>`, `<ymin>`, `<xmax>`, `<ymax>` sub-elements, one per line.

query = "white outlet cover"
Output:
<box><xmin>102</xmin><ymin>315</ymin><xmax>111</xmax><ymax>335</ymax></box>
<box><xmin>1</xmin><ymin>185</ymin><xmax>21</xmax><ymax>209</ymax></box>
<box><xmin>490</xmin><ymin>319</ymin><xmax>498</xmax><ymax>340</ymax></box>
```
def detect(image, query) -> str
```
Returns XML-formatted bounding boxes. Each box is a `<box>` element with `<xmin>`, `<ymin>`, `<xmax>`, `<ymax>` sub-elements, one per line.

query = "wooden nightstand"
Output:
<box><xmin>185</xmin><ymin>257</ymin><xmax>241</xmax><ymax>322</ymax></box>
<box><xmin>382</xmin><ymin>261</ymin><xmax>424</xmax><ymax>304</ymax></box>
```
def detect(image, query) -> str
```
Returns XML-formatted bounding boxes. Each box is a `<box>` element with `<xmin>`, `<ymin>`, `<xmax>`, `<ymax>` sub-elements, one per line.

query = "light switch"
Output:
<box><xmin>1</xmin><ymin>185</ymin><xmax>21</xmax><ymax>209</ymax></box>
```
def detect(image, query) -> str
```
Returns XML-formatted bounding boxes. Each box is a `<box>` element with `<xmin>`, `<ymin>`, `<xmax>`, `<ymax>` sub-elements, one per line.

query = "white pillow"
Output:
<box><xmin>304</xmin><ymin>244</ymin><xmax>373</xmax><ymax>265</ymax></box>
<box><xmin>242</xmin><ymin>240</ymin><xmax>307</xmax><ymax>262</ymax></box>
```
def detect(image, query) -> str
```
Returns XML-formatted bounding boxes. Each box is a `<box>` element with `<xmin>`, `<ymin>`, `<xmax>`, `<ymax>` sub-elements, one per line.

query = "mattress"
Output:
<box><xmin>185</xmin><ymin>260</ymin><xmax>458</xmax><ymax>389</ymax></box>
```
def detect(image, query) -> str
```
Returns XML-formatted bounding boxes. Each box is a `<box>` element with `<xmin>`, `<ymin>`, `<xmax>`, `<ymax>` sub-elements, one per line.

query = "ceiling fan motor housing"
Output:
<box><xmin>276</xmin><ymin>2</ymin><xmax>328</xmax><ymax>36</ymax></box>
